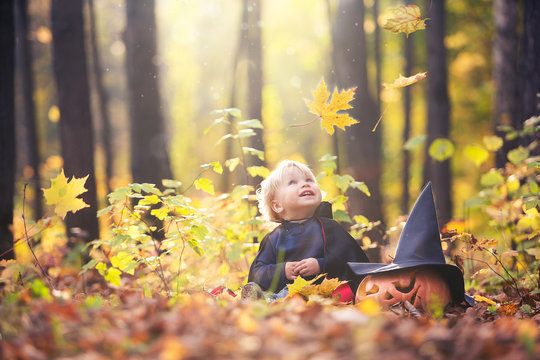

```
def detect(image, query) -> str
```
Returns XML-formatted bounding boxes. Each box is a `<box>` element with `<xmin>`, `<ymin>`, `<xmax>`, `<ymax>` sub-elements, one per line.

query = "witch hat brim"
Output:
<box><xmin>348</xmin><ymin>182</ymin><xmax>474</xmax><ymax>306</ymax></box>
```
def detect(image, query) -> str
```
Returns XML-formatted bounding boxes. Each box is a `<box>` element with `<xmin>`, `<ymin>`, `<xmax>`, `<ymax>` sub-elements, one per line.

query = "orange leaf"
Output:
<box><xmin>383</xmin><ymin>72</ymin><xmax>427</xmax><ymax>89</ymax></box>
<box><xmin>383</xmin><ymin>5</ymin><xmax>427</xmax><ymax>37</ymax></box>
<box><xmin>305</xmin><ymin>78</ymin><xmax>358</xmax><ymax>135</ymax></box>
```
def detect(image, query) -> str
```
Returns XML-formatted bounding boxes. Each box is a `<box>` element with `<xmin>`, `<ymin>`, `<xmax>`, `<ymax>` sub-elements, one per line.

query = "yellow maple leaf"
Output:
<box><xmin>42</xmin><ymin>169</ymin><xmax>89</xmax><ymax>219</ymax></box>
<box><xmin>305</xmin><ymin>78</ymin><xmax>358</xmax><ymax>135</ymax></box>
<box><xmin>383</xmin><ymin>72</ymin><xmax>427</xmax><ymax>89</ymax></box>
<box><xmin>287</xmin><ymin>274</ymin><xmax>325</xmax><ymax>298</ymax></box>
<box><xmin>383</xmin><ymin>5</ymin><xmax>427</xmax><ymax>37</ymax></box>
<box><xmin>317</xmin><ymin>277</ymin><xmax>348</xmax><ymax>297</ymax></box>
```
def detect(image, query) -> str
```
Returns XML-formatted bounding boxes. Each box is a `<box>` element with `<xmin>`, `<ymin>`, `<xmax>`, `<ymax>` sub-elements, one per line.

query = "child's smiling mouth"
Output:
<box><xmin>299</xmin><ymin>190</ymin><xmax>314</xmax><ymax>197</ymax></box>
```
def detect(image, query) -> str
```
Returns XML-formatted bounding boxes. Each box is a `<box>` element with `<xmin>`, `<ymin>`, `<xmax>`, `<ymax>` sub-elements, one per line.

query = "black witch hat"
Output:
<box><xmin>348</xmin><ymin>182</ymin><xmax>474</xmax><ymax>306</ymax></box>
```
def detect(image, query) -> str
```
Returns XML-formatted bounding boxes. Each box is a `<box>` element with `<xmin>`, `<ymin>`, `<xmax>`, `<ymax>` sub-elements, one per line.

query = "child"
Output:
<box><xmin>245</xmin><ymin>160</ymin><xmax>369</xmax><ymax>301</ymax></box>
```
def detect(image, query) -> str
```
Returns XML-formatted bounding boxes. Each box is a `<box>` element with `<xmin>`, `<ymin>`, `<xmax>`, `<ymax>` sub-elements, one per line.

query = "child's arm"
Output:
<box><xmin>250</xmin><ymin>238</ymin><xmax>297</xmax><ymax>291</ymax></box>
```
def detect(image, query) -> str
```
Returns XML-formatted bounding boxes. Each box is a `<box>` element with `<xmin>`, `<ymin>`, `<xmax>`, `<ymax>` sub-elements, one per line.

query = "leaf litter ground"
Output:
<box><xmin>1</xmin><ymin>270</ymin><xmax>539</xmax><ymax>359</ymax></box>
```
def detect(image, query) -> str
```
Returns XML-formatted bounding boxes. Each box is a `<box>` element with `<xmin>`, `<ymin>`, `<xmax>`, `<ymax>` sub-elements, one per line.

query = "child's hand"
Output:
<box><xmin>294</xmin><ymin>258</ymin><xmax>320</xmax><ymax>277</ymax></box>
<box><xmin>285</xmin><ymin>261</ymin><xmax>299</xmax><ymax>280</ymax></box>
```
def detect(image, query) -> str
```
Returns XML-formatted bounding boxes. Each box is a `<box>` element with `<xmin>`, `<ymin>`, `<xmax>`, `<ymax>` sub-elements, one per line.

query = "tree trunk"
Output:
<box><xmin>0</xmin><ymin>0</ymin><xmax>15</xmax><ymax>260</ymax></box>
<box><xmin>125</xmin><ymin>0</ymin><xmax>172</xmax><ymax>185</ymax></box>
<box><xmin>88</xmin><ymin>0</ymin><xmax>113</xmax><ymax>194</ymax></box>
<box><xmin>423</xmin><ymin>0</ymin><xmax>452</xmax><ymax>225</ymax></box>
<box><xmin>519</xmin><ymin>0</ymin><xmax>540</xmax><ymax>127</ymax></box>
<box><xmin>493</xmin><ymin>0</ymin><xmax>519</xmax><ymax>167</ymax></box>
<box><xmin>15</xmin><ymin>0</ymin><xmax>43</xmax><ymax>220</ymax></box>
<box><xmin>402</xmin><ymin>16</ymin><xmax>414</xmax><ymax>215</ymax></box>
<box><xmin>246</xmin><ymin>0</ymin><xmax>266</xmax><ymax>184</ymax></box>
<box><xmin>222</xmin><ymin>0</ymin><xmax>249</xmax><ymax>192</ymax></box>
<box><xmin>51</xmin><ymin>0</ymin><xmax>99</xmax><ymax>241</ymax></box>
<box><xmin>333</xmin><ymin>0</ymin><xmax>383</xmax><ymax>223</ymax></box>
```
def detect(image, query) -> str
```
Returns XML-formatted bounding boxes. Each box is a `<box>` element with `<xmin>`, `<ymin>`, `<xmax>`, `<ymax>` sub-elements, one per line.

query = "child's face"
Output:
<box><xmin>271</xmin><ymin>166</ymin><xmax>322</xmax><ymax>221</ymax></box>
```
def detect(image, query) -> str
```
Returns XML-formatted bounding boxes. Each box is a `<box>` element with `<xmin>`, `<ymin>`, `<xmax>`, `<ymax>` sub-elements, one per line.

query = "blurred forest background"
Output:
<box><xmin>0</xmin><ymin>0</ymin><xmax>538</xmax><ymax>260</ymax></box>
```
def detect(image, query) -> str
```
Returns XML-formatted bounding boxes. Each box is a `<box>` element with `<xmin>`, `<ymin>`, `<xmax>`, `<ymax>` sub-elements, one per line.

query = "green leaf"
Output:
<box><xmin>464</xmin><ymin>144</ymin><xmax>489</xmax><ymax>167</ymax></box>
<box><xmin>354</xmin><ymin>215</ymin><xmax>369</xmax><ymax>226</ymax></box>
<box><xmin>333</xmin><ymin>209</ymin><xmax>352</xmax><ymax>223</ymax></box>
<box><xmin>162</xmin><ymin>179</ymin><xmax>182</xmax><ymax>188</ymax></box>
<box><xmin>194</xmin><ymin>178</ymin><xmax>215</xmax><ymax>195</ymax></box>
<box><xmin>529</xmin><ymin>180</ymin><xmax>538</xmax><ymax>194</ymax></box>
<box><xmin>110</xmin><ymin>251</ymin><xmax>136</xmax><ymax>275</ymax></box>
<box><xmin>404</xmin><ymin>134</ymin><xmax>426</xmax><ymax>150</ymax></box>
<box><xmin>480</xmin><ymin>169</ymin><xmax>505</xmax><ymax>187</ymax></box>
<box><xmin>104</xmin><ymin>267</ymin><xmax>122</xmax><ymax>286</ymax></box>
<box><xmin>429</xmin><ymin>138</ymin><xmax>455</xmax><ymax>161</ymax></box>
<box><xmin>320</xmin><ymin>154</ymin><xmax>337</xmax><ymax>162</ymax></box>
<box><xmin>524</xmin><ymin>199</ymin><xmax>540</xmax><ymax>211</ymax></box>
<box><xmin>350</xmin><ymin>181</ymin><xmax>371</xmax><ymax>196</ymax></box>
<box><xmin>139</xmin><ymin>194</ymin><xmax>161</xmax><ymax>206</ymax></box>
<box><xmin>188</xmin><ymin>239</ymin><xmax>203</xmax><ymax>256</ymax></box>
<box><xmin>247</xmin><ymin>166</ymin><xmax>270</xmax><ymax>179</ymax></box>
<box><xmin>190</xmin><ymin>225</ymin><xmax>208</xmax><ymax>241</ymax></box>
<box><xmin>334</xmin><ymin>174</ymin><xmax>354</xmax><ymax>192</ymax></box>
<box><xmin>507</xmin><ymin>146</ymin><xmax>529</xmax><ymax>165</ymax></box>
<box><xmin>108</xmin><ymin>187</ymin><xmax>130</xmax><ymax>204</ymax></box>
<box><xmin>237</xmin><ymin>128</ymin><xmax>256</xmax><ymax>138</ymax></box>
<box><xmin>96</xmin><ymin>262</ymin><xmax>107</xmax><ymax>276</ymax></box>
<box><xmin>97</xmin><ymin>205</ymin><xmax>114</xmax><ymax>218</ymax></box>
<box><xmin>242</xmin><ymin>147</ymin><xmax>265</xmax><ymax>161</ymax></box>
<box><xmin>483</xmin><ymin>135</ymin><xmax>503</xmax><ymax>152</ymax></box>
<box><xmin>521</xmin><ymin>304</ymin><xmax>533</xmax><ymax>314</ymax></box>
<box><xmin>151</xmin><ymin>207</ymin><xmax>169</xmax><ymax>220</ymax></box>
<box><xmin>79</xmin><ymin>259</ymin><xmax>98</xmax><ymax>275</ymax></box>
<box><xmin>140</xmin><ymin>183</ymin><xmax>161</xmax><ymax>195</ymax></box>
<box><xmin>202</xmin><ymin>161</ymin><xmax>223</xmax><ymax>174</ymax></box>
<box><xmin>528</xmin><ymin>161</ymin><xmax>540</xmax><ymax>169</ymax></box>
<box><xmin>237</xmin><ymin>119</ymin><xmax>263</xmax><ymax>129</ymax></box>
<box><xmin>225</xmin><ymin>158</ymin><xmax>241</xmax><ymax>172</ymax></box>
<box><xmin>204</xmin><ymin>116</ymin><xmax>230</xmax><ymax>135</ymax></box>
<box><xmin>226</xmin><ymin>108</ymin><xmax>242</xmax><ymax>117</ymax></box>
<box><xmin>29</xmin><ymin>279</ymin><xmax>52</xmax><ymax>302</ymax></box>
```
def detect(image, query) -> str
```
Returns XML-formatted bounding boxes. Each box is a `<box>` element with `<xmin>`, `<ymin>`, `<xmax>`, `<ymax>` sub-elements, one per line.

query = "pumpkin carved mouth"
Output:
<box><xmin>356</xmin><ymin>268</ymin><xmax>451</xmax><ymax>310</ymax></box>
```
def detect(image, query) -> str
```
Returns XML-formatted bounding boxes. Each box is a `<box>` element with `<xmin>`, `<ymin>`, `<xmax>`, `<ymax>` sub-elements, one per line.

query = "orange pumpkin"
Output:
<box><xmin>355</xmin><ymin>268</ymin><xmax>451</xmax><ymax>309</ymax></box>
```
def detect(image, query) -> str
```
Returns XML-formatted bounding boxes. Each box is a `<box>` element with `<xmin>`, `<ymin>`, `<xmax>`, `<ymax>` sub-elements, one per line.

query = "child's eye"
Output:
<box><xmin>288</xmin><ymin>180</ymin><xmax>296</xmax><ymax>185</ymax></box>
<box><xmin>306</xmin><ymin>178</ymin><xmax>313</xmax><ymax>183</ymax></box>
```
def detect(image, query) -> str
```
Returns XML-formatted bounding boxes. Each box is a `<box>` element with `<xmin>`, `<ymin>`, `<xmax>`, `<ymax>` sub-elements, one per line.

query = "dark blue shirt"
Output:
<box><xmin>249</xmin><ymin>217</ymin><xmax>325</xmax><ymax>291</ymax></box>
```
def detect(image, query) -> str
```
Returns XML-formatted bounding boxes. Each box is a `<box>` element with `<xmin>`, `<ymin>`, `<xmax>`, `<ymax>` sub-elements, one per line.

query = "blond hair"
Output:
<box><xmin>256</xmin><ymin>160</ymin><xmax>317</xmax><ymax>222</ymax></box>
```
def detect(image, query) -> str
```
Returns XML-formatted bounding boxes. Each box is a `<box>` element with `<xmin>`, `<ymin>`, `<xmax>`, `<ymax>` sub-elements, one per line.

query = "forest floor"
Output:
<box><xmin>1</xmin><ymin>269</ymin><xmax>539</xmax><ymax>360</ymax></box>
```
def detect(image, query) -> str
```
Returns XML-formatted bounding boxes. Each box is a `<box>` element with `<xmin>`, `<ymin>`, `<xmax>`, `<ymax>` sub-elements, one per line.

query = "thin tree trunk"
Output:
<box><xmin>51</xmin><ymin>0</ymin><xmax>99</xmax><ymax>241</ymax></box>
<box><xmin>401</xmin><ymin>0</ymin><xmax>414</xmax><ymax>214</ymax></box>
<box><xmin>423</xmin><ymin>0</ymin><xmax>452</xmax><ymax>225</ymax></box>
<box><xmin>333</xmin><ymin>0</ymin><xmax>383</xmax><ymax>224</ymax></box>
<box><xmin>246</xmin><ymin>0</ymin><xmax>266</xmax><ymax>184</ymax></box>
<box><xmin>0</xmin><ymin>0</ymin><xmax>15</xmax><ymax>260</ymax></box>
<box><xmin>222</xmin><ymin>0</ymin><xmax>249</xmax><ymax>192</ymax></box>
<box><xmin>325</xmin><ymin>0</ymin><xmax>341</xmax><ymax>172</ymax></box>
<box><xmin>493</xmin><ymin>0</ymin><xmax>519</xmax><ymax>167</ymax></box>
<box><xmin>519</xmin><ymin>0</ymin><xmax>540</xmax><ymax>128</ymax></box>
<box><xmin>88</xmin><ymin>0</ymin><xmax>113</xmax><ymax>194</ymax></box>
<box><xmin>125</xmin><ymin>0</ymin><xmax>172</xmax><ymax>185</ymax></box>
<box><xmin>15</xmin><ymin>0</ymin><xmax>42</xmax><ymax>220</ymax></box>
<box><xmin>373</xmin><ymin>0</ymin><xmax>381</xmax><ymax>113</ymax></box>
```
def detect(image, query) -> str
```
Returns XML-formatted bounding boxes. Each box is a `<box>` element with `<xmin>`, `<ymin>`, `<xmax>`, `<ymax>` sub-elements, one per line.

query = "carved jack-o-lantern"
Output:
<box><xmin>355</xmin><ymin>268</ymin><xmax>451</xmax><ymax>309</ymax></box>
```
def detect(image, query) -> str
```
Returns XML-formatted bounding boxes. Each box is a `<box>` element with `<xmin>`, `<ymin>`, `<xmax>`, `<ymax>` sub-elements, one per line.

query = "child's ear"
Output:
<box><xmin>271</xmin><ymin>200</ymin><xmax>283</xmax><ymax>215</ymax></box>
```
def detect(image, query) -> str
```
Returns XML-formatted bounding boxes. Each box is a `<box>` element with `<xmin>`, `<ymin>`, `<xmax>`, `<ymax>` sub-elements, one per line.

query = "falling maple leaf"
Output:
<box><xmin>383</xmin><ymin>5</ymin><xmax>428</xmax><ymax>37</ymax></box>
<box><xmin>383</xmin><ymin>72</ymin><xmax>427</xmax><ymax>89</ymax></box>
<box><xmin>305</xmin><ymin>78</ymin><xmax>358</xmax><ymax>135</ymax></box>
<box><xmin>42</xmin><ymin>169</ymin><xmax>89</xmax><ymax>219</ymax></box>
